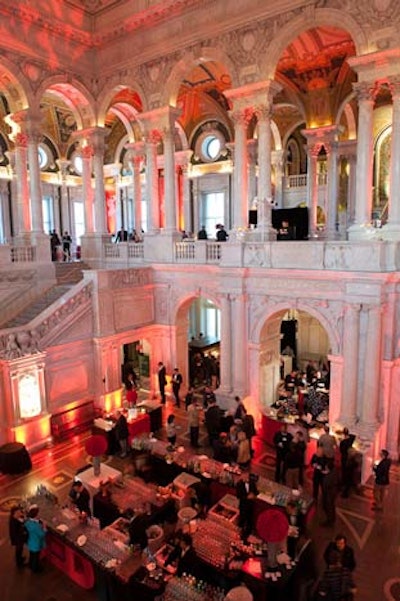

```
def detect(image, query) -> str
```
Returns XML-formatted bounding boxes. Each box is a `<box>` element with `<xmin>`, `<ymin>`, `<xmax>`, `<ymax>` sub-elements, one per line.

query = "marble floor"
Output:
<box><xmin>0</xmin><ymin>398</ymin><xmax>399</xmax><ymax>601</ymax></box>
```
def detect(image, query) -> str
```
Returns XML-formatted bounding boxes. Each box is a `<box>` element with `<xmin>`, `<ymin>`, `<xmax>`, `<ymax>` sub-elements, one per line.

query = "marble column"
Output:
<box><xmin>307</xmin><ymin>144</ymin><xmax>320</xmax><ymax>237</ymax></box>
<box><xmin>81</xmin><ymin>145</ymin><xmax>94</xmax><ymax>234</ymax></box>
<box><xmin>219</xmin><ymin>294</ymin><xmax>232</xmax><ymax>394</ymax></box>
<box><xmin>144</xmin><ymin>131</ymin><xmax>161</xmax><ymax>232</ymax></box>
<box><xmin>346</xmin><ymin>154</ymin><xmax>357</xmax><ymax>226</ymax></box>
<box><xmin>348</xmin><ymin>82</ymin><xmax>376</xmax><ymax>238</ymax></box>
<box><xmin>89</xmin><ymin>128</ymin><xmax>108</xmax><ymax>234</ymax></box>
<box><xmin>326</xmin><ymin>142</ymin><xmax>339</xmax><ymax>238</ymax></box>
<box><xmin>181</xmin><ymin>163</ymin><xmax>191</xmax><ymax>234</ymax></box>
<box><xmin>256</xmin><ymin>105</ymin><xmax>272</xmax><ymax>206</ymax></box>
<box><xmin>11</xmin><ymin>134</ymin><xmax>31</xmax><ymax>237</ymax></box>
<box><xmin>272</xmin><ymin>150</ymin><xmax>284</xmax><ymax>209</ymax></box>
<box><xmin>340</xmin><ymin>303</ymin><xmax>360</xmax><ymax>425</ymax></box>
<box><xmin>247</xmin><ymin>140</ymin><xmax>257</xmax><ymax>209</ymax></box>
<box><xmin>132</xmin><ymin>156</ymin><xmax>142</xmax><ymax>232</ymax></box>
<box><xmin>26</xmin><ymin>129</ymin><xmax>44</xmax><ymax>234</ymax></box>
<box><xmin>162</xmin><ymin>126</ymin><xmax>177</xmax><ymax>232</ymax></box>
<box><xmin>230</xmin><ymin>109</ymin><xmax>251</xmax><ymax>229</ymax></box>
<box><xmin>4</xmin><ymin>150</ymin><xmax>17</xmax><ymax>239</ymax></box>
<box><xmin>56</xmin><ymin>159</ymin><xmax>71</xmax><ymax>234</ymax></box>
<box><xmin>231</xmin><ymin>294</ymin><xmax>247</xmax><ymax>396</ymax></box>
<box><xmin>126</xmin><ymin>142</ymin><xmax>145</xmax><ymax>233</ymax></box>
<box><xmin>382</xmin><ymin>78</ymin><xmax>400</xmax><ymax>239</ymax></box>
<box><xmin>192</xmin><ymin>177</ymin><xmax>200</xmax><ymax>235</ymax></box>
<box><xmin>360</xmin><ymin>305</ymin><xmax>381</xmax><ymax>431</ymax></box>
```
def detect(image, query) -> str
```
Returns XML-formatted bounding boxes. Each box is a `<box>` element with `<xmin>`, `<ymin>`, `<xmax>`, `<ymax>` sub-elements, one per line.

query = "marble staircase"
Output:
<box><xmin>2</xmin><ymin>285</ymin><xmax>72</xmax><ymax>328</ymax></box>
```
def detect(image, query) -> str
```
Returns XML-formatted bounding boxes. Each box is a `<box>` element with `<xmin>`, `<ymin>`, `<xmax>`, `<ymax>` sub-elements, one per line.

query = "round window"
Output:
<box><xmin>72</xmin><ymin>154</ymin><xmax>83</xmax><ymax>175</ymax></box>
<box><xmin>38</xmin><ymin>145</ymin><xmax>49</xmax><ymax>170</ymax></box>
<box><xmin>201</xmin><ymin>135</ymin><xmax>221</xmax><ymax>161</ymax></box>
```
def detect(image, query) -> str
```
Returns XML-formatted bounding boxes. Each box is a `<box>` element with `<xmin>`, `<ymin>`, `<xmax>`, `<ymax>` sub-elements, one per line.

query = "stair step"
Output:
<box><xmin>3</xmin><ymin>285</ymin><xmax>72</xmax><ymax>328</ymax></box>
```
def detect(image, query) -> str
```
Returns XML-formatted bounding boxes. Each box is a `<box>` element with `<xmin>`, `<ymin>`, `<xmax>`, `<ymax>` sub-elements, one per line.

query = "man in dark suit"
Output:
<box><xmin>204</xmin><ymin>398</ymin><xmax>221</xmax><ymax>446</ymax></box>
<box><xmin>236</xmin><ymin>473</ymin><xmax>258</xmax><ymax>540</ymax></box>
<box><xmin>158</xmin><ymin>361</ymin><xmax>167</xmax><ymax>404</ymax></box>
<box><xmin>176</xmin><ymin>533</ymin><xmax>198</xmax><ymax>577</ymax></box>
<box><xmin>68</xmin><ymin>480</ymin><xmax>91</xmax><ymax>516</ymax></box>
<box><xmin>323</xmin><ymin>534</ymin><xmax>356</xmax><ymax>572</ymax></box>
<box><xmin>172</xmin><ymin>367</ymin><xmax>183</xmax><ymax>407</ymax></box>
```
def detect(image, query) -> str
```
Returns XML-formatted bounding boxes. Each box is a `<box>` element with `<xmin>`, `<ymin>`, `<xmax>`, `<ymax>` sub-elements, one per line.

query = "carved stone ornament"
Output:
<box><xmin>0</xmin><ymin>284</ymin><xmax>93</xmax><ymax>359</ymax></box>
<box><xmin>109</xmin><ymin>269</ymin><xmax>150</xmax><ymax>289</ymax></box>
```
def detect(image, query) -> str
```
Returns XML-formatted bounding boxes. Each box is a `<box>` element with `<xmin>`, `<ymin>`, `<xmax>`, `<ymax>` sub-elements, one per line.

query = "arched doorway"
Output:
<box><xmin>258</xmin><ymin>308</ymin><xmax>332</xmax><ymax>419</ymax></box>
<box><xmin>175</xmin><ymin>296</ymin><xmax>221</xmax><ymax>392</ymax></box>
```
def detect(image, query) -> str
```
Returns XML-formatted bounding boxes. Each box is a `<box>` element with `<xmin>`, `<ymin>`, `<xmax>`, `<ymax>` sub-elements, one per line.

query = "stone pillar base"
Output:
<box><xmin>347</xmin><ymin>223</ymin><xmax>377</xmax><ymax>240</ymax></box>
<box><xmin>245</xmin><ymin>227</ymin><xmax>276</xmax><ymax>242</ymax></box>
<box><xmin>380</xmin><ymin>222</ymin><xmax>400</xmax><ymax>241</ymax></box>
<box><xmin>81</xmin><ymin>233</ymin><xmax>112</xmax><ymax>268</ymax></box>
<box><xmin>143</xmin><ymin>230</ymin><xmax>181</xmax><ymax>263</ymax></box>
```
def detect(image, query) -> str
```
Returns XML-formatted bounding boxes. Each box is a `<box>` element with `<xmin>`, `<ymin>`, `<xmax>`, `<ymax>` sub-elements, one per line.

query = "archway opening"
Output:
<box><xmin>259</xmin><ymin>308</ymin><xmax>331</xmax><ymax>430</ymax></box>
<box><xmin>175</xmin><ymin>296</ymin><xmax>221</xmax><ymax>393</ymax></box>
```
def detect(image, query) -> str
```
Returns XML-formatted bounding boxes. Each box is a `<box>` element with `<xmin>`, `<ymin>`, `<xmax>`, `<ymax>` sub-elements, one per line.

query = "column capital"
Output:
<box><xmin>225</xmin><ymin>79</ymin><xmax>282</xmax><ymax>111</ymax></box>
<box><xmin>388</xmin><ymin>76</ymin><xmax>400</xmax><ymax>100</ymax></box>
<box><xmin>254</xmin><ymin>104</ymin><xmax>272</xmax><ymax>122</ymax></box>
<box><xmin>229</xmin><ymin>107</ymin><xmax>253</xmax><ymax>127</ymax></box>
<box><xmin>138</xmin><ymin>105</ymin><xmax>181</xmax><ymax>135</ymax></box>
<box><xmin>352</xmin><ymin>81</ymin><xmax>378</xmax><ymax>103</ymax></box>
<box><xmin>80</xmin><ymin>144</ymin><xmax>94</xmax><ymax>159</ymax></box>
<box><xmin>125</xmin><ymin>140</ymin><xmax>145</xmax><ymax>159</ymax></box>
<box><xmin>73</xmin><ymin>126</ymin><xmax>109</xmax><ymax>154</ymax></box>
<box><xmin>56</xmin><ymin>158</ymin><xmax>71</xmax><ymax>181</ymax></box>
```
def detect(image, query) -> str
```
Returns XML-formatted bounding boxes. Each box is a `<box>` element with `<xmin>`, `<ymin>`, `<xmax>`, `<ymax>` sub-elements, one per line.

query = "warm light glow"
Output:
<box><xmin>103</xmin><ymin>389</ymin><xmax>122</xmax><ymax>413</ymax></box>
<box><xmin>18</xmin><ymin>374</ymin><xmax>42</xmax><ymax>419</ymax></box>
<box><xmin>13</xmin><ymin>415</ymin><xmax>51</xmax><ymax>448</ymax></box>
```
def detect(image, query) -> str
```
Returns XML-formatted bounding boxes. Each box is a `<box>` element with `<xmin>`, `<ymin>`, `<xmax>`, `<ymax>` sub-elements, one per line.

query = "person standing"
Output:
<box><xmin>158</xmin><ymin>361</ymin><xmax>167</xmax><ymax>404</ymax></box>
<box><xmin>216</xmin><ymin>223</ymin><xmax>228</xmax><ymax>241</ymax></box>
<box><xmin>372</xmin><ymin>449</ymin><xmax>391</xmax><ymax>511</ymax></box>
<box><xmin>62</xmin><ymin>231</ymin><xmax>72</xmax><ymax>261</ymax></box>
<box><xmin>233</xmin><ymin>395</ymin><xmax>247</xmax><ymax>421</ymax></box>
<box><xmin>273</xmin><ymin>422</ymin><xmax>293</xmax><ymax>483</ymax></box>
<box><xmin>318</xmin><ymin>424</ymin><xmax>337</xmax><ymax>459</ymax></box>
<box><xmin>9</xmin><ymin>505</ymin><xmax>27</xmax><ymax>568</ymax></box>
<box><xmin>115</xmin><ymin>409</ymin><xmax>130</xmax><ymax>458</ymax></box>
<box><xmin>25</xmin><ymin>505</ymin><xmax>46</xmax><ymax>573</ymax></box>
<box><xmin>69</xmin><ymin>479</ymin><xmax>92</xmax><ymax>516</ymax></box>
<box><xmin>166</xmin><ymin>413</ymin><xmax>177</xmax><ymax>449</ymax></box>
<box><xmin>323</xmin><ymin>534</ymin><xmax>356</xmax><ymax>572</ymax></box>
<box><xmin>311</xmin><ymin>446</ymin><xmax>328</xmax><ymax>502</ymax></box>
<box><xmin>204</xmin><ymin>397</ymin><xmax>221</xmax><ymax>446</ymax></box>
<box><xmin>316</xmin><ymin>549</ymin><xmax>356</xmax><ymax>601</ymax></box>
<box><xmin>340</xmin><ymin>427</ymin><xmax>356</xmax><ymax>497</ymax></box>
<box><xmin>172</xmin><ymin>367</ymin><xmax>183</xmax><ymax>408</ymax></box>
<box><xmin>187</xmin><ymin>398</ymin><xmax>200</xmax><ymax>447</ymax></box>
<box><xmin>321</xmin><ymin>459</ymin><xmax>338</xmax><ymax>527</ymax></box>
<box><xmin>185</xmin><ymin>386</ymin><xmax>194</xmax><ymax>411</ymax></box>
<box><xmin>197</xmin><ymin>225</ymin><xmax>208</xmax><ymax>240</ymax></box>
<box><xmin>236</xmin><ymin>473</ymin><xmax>258</xmax><ymax>541</ymax></box>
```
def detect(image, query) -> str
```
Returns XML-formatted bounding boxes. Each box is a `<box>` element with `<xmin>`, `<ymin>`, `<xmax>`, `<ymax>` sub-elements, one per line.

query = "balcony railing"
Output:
<box><xmin>285</xmin><ymin>173</ymin><xmax>327</xmax><ymax>188</ymax></box>
<box><xmin>11</xmin><ymin>246</ymin><xmax>36</xmax><ymax>263</ymax></box>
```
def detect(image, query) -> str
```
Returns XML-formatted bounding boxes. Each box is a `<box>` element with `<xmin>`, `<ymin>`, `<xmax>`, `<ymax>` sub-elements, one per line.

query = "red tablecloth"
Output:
<box><xmin>127</xmin><ymin>413</ymin><xmax>151</xmax><ymax>444</ymax></box>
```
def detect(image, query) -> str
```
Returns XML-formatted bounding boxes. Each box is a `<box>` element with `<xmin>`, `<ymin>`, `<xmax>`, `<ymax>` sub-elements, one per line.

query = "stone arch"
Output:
<box><xmin>251</xmin><ymin>300</ymin><xmax>340</xmax><ymax>356</ymax></box>
<box><xmin>282</xmin><ymin>119</ymin><xmax>307</xmax><ymax>149</ymax></box>
<box><xmin>34</xmin><ymin>75</ymin><xmax>96</xmax><ymax>129</ymax></box>
<box><xmin>336</xmin><ymin>92</ymin><xmax>357</xmax><ymax>139</ymax></box>
<box><xmin>163</xmin><ymin>45</ymin><xmax>239</xmax><ymax>108</ymax></box>
<box><xmin>261</xmin><ymin>8</ymin><xmax>369</xmax><ymax>80</ymax></box>
<box><xmin>96</xmin><ymin>81</ymin><xmax>146</xmax><ymax>127</ymax></box>
<box><xmin>173</xmin><ymin>289</ymin><xmax>221</xmax><ymax>388</ymax></box>
<box><xmin>0</xmin><ymin>58</ymin><xmax>31</xmax><ymax>113</ymax></box>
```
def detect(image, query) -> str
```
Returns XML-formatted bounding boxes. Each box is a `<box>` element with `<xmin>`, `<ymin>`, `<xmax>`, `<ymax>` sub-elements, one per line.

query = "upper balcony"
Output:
<box><xmin>98</xmin><ymin>235</ymin><xmax>400</xmax><ymax>273</ymax></box>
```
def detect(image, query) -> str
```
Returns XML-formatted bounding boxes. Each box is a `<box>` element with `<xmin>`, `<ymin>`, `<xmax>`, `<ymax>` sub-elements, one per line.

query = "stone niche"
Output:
<box><xmin>1</xmin><ymin>352</ymin><xmax>51</xmax><ymax>451</ymax></box>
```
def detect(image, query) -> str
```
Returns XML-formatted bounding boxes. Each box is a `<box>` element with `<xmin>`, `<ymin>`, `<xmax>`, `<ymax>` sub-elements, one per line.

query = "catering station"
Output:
<box><xmin>28</xmin><ymin>434</ymin><xmax>314</xmax><ymax>601</ymax></box>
